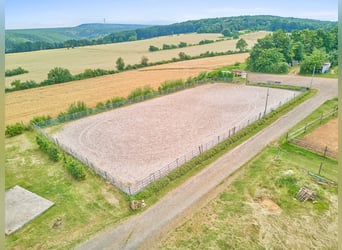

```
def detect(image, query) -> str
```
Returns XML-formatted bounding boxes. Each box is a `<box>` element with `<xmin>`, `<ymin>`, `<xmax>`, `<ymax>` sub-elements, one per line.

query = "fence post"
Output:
<box><xmin>318</xmin><ymin>162</ymin><xmax>323</xmax><ymax>175</ymax></box>
<box><xmin>320</xmin><ymin>113</ymin><xmax>323</xmax><ymax>124</ymax></box>
<box><xmin>323</xmin><ymin>146</ymin><xmax>328</xmax><ymax>158</ymax></box>
<box><xmin>286</xmin><ymin>133</ymin><xmax>289</xmax><ymax>143</ymax></box>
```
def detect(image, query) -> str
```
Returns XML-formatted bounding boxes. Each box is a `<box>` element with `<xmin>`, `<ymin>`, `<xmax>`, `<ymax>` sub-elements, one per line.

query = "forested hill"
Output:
<box><xmin>5</xmin><ymin>23</ymin><xmax>150</xmax><ymax>51</ymax></box>
<box><xmin>6</xmin><ymin>15</ymin><xmax>336</xmax><ymax>53</ymax></box>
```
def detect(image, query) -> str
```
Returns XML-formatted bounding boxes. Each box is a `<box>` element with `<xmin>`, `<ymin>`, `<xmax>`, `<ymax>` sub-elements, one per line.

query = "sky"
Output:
<box><xmin>5</xmin><ymin>0</ymin><xmax>338</xmax><ymax>29</ymax></box>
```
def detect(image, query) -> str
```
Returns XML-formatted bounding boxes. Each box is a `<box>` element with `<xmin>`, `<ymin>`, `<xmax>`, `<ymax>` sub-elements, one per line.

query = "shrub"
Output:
<box><xmin>30</xmin><ymin>115</ymin><xmax>52</xmax><ymax>126</ymax></box>
<box><xmin>5</xmin><ymin>67</ymin><xmax>29</xmax><ymax>77</ymax></box>
<box><xmin>5</xmin><ymin>123</ymin><xmax>27</xmax><ymax>137</ymax></box>
<box><xmin>158</xmin><ymin>79</ymin><xmax>185</xmax><ymax>92</ymax></box>
<box><xmin>67</xmin><ymin>101</ymin><xmax>88</xmax><ymax>114</ymax></box>
<box><xmin>47</xmin><ymin>67</ymin><xmax>74</xmax><ymax>84</ymax></box>
<box><xmin>64</xmin><ymin>157</ymin><xmax>86</xmax><ymax>180</ymax></box>
<box><xmin>128</xmin><ymin>85</ymin><xmax>155</xmax><ymax>100</ymax></box>
<box><xmin>111</xmin><ymin>96</ymin><xmax>126</xmax><ymax>107</ymax></box>
<box><xmin>36</xmin><ymin>135</ymin><xmax>60</xmax><ymax>162</ymax></box>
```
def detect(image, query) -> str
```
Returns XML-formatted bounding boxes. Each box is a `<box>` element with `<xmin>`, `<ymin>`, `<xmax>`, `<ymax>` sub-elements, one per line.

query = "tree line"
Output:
<box><xmin>6</xmin><ymin>15</ymin><xmax>336</xmax><ymax>53</ymax></box>
<box><xmin>247</xmin><ymin>25</ymin><xmax>338</xmax><ymax>74</ymax></box>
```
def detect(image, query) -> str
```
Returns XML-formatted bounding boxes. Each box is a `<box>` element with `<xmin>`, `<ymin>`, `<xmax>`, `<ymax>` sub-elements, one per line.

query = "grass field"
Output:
<box><xmin>5</xmin><ymin>31</ymin><xmax>269</xmax><ymax>87</ymax></box>
<box><xmin>5</xmin><ymin>53</ymin><xmax>249</xmax><ymax>125</ymax></box>
<box><xmin>5</xmin><ymin>132</ymin><xmax>131</xmax><ymax>250</ymax></box>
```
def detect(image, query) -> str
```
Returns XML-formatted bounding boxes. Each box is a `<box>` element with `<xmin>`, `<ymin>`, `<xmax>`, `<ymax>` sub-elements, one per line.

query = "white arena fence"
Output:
<box><xmin>34</xmin><ymin>83</ymin><xmax>304</xmax><ymax>195</ymax></box>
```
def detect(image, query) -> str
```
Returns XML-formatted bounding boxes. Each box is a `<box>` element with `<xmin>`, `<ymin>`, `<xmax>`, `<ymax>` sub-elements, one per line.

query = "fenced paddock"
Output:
<box><xmin>287</xmin><ymin>107</ymin><xmax>338</xmax><ymax>159</ymax></box>
<box><xmin>46</xmin><ymin>83</ymin><xmax>300</xmax><ymax>195</ymax></box>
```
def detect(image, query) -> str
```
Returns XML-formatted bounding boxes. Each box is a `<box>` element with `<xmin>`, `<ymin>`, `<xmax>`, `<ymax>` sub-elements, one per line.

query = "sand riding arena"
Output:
<box><xmin>50</xmin><ymin>83</ymin><xmax>300</xmax><ymax>194</ymax></box>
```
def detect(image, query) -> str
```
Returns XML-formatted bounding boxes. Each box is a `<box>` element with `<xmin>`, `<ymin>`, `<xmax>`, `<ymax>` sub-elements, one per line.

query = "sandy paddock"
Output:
<box><xmin>300</xmin><ymin>118</ymin><xmax>338</xmax><ymax>155</ymax></box>
<box><xmin>52</xmin><ymin>83</ymin><xmax>299</xmax><ymax>184</ymax></box>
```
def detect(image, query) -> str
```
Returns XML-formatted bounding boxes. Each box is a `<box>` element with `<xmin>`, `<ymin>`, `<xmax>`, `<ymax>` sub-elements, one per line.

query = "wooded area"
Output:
<box><xmin>6</xmin><ymin>15</ymin><xmax>336</xmax><ymax>53</ymax></box>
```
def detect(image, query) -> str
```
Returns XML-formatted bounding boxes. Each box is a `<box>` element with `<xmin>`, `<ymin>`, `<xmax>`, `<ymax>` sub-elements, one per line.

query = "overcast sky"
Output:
<box><xmin>5</xmin><ymin>0</ymin><xmax>338</xmax><ymax>29</ymax></box>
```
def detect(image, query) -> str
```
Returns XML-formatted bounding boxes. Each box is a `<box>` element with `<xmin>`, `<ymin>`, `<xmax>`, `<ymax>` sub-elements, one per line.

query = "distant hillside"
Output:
<box><xmin>5</xmin><ymin>23</ymin><xmax>150</xmax><ymax>52</ymax></box>
<box><xmin>6</xmin><ymin>15</ymin><xmax>336</xmax><ymax>53</ymax></box>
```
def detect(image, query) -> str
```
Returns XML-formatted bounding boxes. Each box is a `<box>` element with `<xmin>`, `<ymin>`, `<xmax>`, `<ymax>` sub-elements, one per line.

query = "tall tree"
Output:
<box><xmin>236</xmin><ymin>38</ymin><xmax>248</xmax><ymax>52</ymax></box>
<box><xmin>299</xmin><ymin>48</ymin><xmax>327</xmax><ymax>74</ymax></box>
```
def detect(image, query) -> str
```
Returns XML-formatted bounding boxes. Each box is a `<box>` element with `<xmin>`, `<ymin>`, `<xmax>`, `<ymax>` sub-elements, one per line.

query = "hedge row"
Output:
<box><xmin>35</xmin><ymin>134</ymin><xmax>86</xmax><ymax>180</ymax></box>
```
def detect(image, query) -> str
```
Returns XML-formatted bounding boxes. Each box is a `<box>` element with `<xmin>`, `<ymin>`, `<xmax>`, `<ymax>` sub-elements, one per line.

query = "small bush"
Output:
<box><xmin>30</xmin><ymin>115</ymin><xmax>52</xmax><ymax>126</ymax></box>
<box><xmin>64</xmin><ymin>157</ymin><xmax>86</xmax><ymax>180</ymax></box>
<box><xmin>5</xmin><ymin>67</ymin><xmax>28</xmax><ymax>77</ymax></box>
<box><xmin>5</xmin><ymin>123</ymin><xmax>27</xmax><ymax>137</ymax></box>
<box><xmin>128</xmin><ymin>85</ymin><xmax>155</xmax><ymax>100</ymax></box>
<box><xmin>158</xmin><ymin>79</ymin><xmax>185</xmax><ymax>92</ymax></box>
<box><xmin>36</xmin><ymin>135</ymin><xmax>60</xmax><ymax>162</ymax></box>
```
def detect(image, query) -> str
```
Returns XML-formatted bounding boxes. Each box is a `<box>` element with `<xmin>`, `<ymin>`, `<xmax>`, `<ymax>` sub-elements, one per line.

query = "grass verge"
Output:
<box><xmin>161</xmin><ymin>143</ymin><xmax>337</xmax><ymax>249</ymax></box>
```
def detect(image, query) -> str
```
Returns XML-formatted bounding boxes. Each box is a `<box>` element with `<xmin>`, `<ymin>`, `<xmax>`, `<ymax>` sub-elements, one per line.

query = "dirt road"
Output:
<box><xmin>75</xmin><ymin>73</ymin><xmax>337</xmax><ymax>250</ymax></box>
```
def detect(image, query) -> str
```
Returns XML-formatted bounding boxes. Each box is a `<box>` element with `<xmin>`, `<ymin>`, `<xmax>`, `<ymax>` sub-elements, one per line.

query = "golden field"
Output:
<box><xmin>5</xmin><ymin>31</ymin><xmax>269</xmax><ymax>87</ymax></box>
<box><xmin>6</xmin><ymin>53</ymin><xmax>249</xmax><ymax>125</ymax></box>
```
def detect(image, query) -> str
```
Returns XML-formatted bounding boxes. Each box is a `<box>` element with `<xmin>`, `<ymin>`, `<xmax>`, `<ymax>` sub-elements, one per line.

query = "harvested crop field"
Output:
<box><xmin>6</xmin><ymin>53</ymin><xmax>249</xmax><ymax>125</ymax></box>
<box><xmin>5</xmin><ymin>31</ymin><xmax>269</xmax><ymax>87</ymax></box>
<box><xmin>52</xmin><ymin>83</ymin><xmax>299</xmax><ymax>184</ymax></box>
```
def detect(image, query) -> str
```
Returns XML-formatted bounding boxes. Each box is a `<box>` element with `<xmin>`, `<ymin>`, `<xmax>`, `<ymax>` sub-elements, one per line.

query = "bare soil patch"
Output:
<box><xmin>52</xmin><ymin>83</ymin><xmax>298</xmax><ymax>185</ymax></box>
<box><xmin>301</xmin><ymin>118</ymin><xmax>338</xmax><ymax>153</ymax></box>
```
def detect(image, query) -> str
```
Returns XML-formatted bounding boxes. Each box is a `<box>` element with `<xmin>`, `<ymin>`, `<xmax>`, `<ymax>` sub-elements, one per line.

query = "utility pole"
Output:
<box><xmin>263</xmin><ymin>88</ymin><xmax>269</xmax><ymax>117</ymax></box>
<box><xmin>309</xmin><ymin>65</ymin><xmax>316</xmax><ymax>89</ymax></box>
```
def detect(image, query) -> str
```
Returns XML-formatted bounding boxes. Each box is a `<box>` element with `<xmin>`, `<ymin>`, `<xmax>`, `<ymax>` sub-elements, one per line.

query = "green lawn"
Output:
<box><xmin>5</xmin><ymin>132</ymin><xmax>131</xmax><ymax>249</ymax></box>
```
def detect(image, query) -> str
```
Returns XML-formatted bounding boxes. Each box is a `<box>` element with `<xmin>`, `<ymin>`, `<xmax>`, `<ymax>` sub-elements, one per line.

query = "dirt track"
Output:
<box><xmin>75</xmin><ymin>74</ymin><xmax>337</xmax><ymax>249</ymax></box>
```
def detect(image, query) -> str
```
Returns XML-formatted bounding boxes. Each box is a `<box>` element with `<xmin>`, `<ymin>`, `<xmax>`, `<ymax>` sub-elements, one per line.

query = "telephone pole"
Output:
<box><xmin>263</xmin><ymin>88</ymin><xmax>270</xmax><ymax>117</ymax></box>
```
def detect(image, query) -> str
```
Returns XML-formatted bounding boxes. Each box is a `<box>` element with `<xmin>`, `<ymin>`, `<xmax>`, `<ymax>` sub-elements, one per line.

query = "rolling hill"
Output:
<box><xmin>5</xmin><ymin>15</ymin><xmax>336</xmax><ymax>53</ymax></box>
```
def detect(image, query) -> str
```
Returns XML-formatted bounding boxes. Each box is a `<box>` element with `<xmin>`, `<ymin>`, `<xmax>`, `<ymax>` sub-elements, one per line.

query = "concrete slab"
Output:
<box><xmin>5</xmin><ymin>185</ymin><xmax>54</xmax><ymax>235</ymax></box>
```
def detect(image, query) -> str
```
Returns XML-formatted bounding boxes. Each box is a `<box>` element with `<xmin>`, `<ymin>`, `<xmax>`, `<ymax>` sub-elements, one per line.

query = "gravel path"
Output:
<box><xmin>76</xmin><ymin>73</ymin><xmax>337</xmax><ymax>250</ymax></box>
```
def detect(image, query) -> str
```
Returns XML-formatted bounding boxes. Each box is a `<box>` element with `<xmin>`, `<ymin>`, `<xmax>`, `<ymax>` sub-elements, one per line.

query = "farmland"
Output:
<box><xmin>5</xmin><ymin>31</ymin><xmax>269</xmax><ymax>87</ymax></box>
<box><xmin>6</xmin><ymin>53</ymin><xmax>249</xmax><ymax>125</ymax></box>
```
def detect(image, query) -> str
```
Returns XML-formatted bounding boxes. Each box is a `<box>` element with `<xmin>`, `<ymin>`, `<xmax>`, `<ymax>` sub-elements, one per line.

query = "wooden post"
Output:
<box><xmin>304</xmin><ymin>123</ymin><xmax>308</xmax><ymax>133</ymax></box>
<box><xmin>323</xmin><ymin>146</ymin><xmax>328</xmax><ymax>158</ymax></box>
<box><xmin>318</xmin><ymin>162</ymin><xmax>323</xmax><ymax>175</ymax></box>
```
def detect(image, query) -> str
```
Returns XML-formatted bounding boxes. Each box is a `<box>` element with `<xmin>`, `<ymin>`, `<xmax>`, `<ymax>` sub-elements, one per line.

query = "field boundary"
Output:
<box><xmin>33</xmin><ymin>83</ymin><xmax>305</xmax><ymax>195</ymax></box>
<box><xmin>286</xmin><ymin>105</ymin><xmax>338</xmax><ymax>158</ymax></box>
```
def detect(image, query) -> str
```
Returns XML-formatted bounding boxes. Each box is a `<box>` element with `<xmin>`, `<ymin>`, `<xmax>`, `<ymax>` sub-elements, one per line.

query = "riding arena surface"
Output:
<box><xmin>52</xmin><ymin>83</ymin><xmax>299</xmax><ymax>184</ymax></box>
